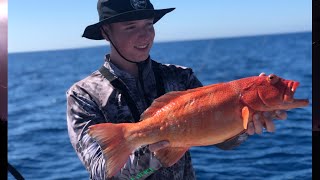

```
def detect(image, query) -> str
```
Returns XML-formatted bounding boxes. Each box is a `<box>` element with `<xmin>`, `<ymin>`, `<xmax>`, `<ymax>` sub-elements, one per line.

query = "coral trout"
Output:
<box><xmin>88</xmin><ymin>73</ymin><xmax>309</xmax><ymax>177</ymax></box>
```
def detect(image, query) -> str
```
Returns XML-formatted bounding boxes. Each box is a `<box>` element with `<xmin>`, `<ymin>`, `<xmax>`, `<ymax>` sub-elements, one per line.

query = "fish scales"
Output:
<box><xmin>88</xmin><ymin>74</ymin><xmax>309</xmax><ymax>177</ymax></box>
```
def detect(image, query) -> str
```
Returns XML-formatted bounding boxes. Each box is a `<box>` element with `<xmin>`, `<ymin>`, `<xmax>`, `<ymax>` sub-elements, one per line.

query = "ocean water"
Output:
<box><xmin>8</xmin><ymin>32</ymin><xmax>312</xmax><ymax>180</ymax></box>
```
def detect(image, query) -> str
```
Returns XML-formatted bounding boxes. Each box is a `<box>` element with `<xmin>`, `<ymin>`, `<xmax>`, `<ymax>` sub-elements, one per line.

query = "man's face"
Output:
<box><xmin>104</xmin><ymin>18</ymin><xmax>155</xmax><ymax>62</ymax></box>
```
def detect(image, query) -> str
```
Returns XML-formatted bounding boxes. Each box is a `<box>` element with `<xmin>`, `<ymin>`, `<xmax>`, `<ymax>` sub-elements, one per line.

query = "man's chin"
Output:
<box><xmin>133</xmin><ymin>54</ymin><xmax>150</xmax><ymax>62</ymax></box>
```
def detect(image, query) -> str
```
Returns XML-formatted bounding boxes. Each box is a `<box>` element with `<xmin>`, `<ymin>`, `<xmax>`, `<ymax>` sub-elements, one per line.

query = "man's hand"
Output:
<box><xmin>246</xmin><ymin>110</ymin><xmax>288</xmax><ymax>135</ymax></box>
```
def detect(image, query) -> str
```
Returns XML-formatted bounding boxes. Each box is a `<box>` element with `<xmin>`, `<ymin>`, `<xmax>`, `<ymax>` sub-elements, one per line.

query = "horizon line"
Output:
<box><xmin>8</xmin><ymin>30</ymin><xmax>311</xmax><ymax>54</ymax></box>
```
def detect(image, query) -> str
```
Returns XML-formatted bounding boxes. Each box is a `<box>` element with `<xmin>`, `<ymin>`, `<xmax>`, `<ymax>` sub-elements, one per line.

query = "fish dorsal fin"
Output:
<box><xmin>140</xmin><ymin>91</ymin><xmax>187</xmax><ymax>120</ymax></box>
<box><xmin>140</xmin><ymin>85</ymin><xmax>214</xmax><ymax>120</ymax></box>
<box><xmin>241</xmin><ymin>106</ymin><xmax>250</xmax><ymax>129</ymax></box>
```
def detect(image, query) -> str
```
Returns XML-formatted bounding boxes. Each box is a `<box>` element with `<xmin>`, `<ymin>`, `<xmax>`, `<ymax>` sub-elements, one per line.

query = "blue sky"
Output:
<box><xmin>8</xmin><ymin>0</ymin><xmax>311</xmax><ymax>53</ymax></box>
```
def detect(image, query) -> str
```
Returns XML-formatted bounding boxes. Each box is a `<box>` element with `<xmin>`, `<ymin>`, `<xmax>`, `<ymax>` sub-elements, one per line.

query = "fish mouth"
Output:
<box><xmin>283</xmin><ymin>80</ymin><xmax>309</xmax><ymax>108</ymax></box>
<box><xmin>283</xmin><ymin>81</ymin><xmax>299</xmax><ymax>103</ymax></box>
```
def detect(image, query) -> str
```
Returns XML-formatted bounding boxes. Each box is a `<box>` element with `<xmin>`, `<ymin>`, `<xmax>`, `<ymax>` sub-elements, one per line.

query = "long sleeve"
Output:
<box><xmin>67</xmin><ymin>87</ymin><xmax>107</xmax><ymax>179</ymax></box>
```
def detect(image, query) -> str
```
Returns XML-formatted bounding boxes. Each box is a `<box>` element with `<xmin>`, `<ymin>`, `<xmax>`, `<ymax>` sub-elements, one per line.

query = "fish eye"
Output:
<box><xmin>267</xmin><ymin>74</ymin><xmax>279</xmax><ymax>84</ymax></box>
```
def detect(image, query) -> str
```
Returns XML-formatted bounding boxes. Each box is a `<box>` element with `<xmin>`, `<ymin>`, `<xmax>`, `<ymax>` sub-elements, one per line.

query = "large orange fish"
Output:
<box><xmin>88</xmin><ymin>73</ymin><xmax>309</xmax><ymax>177</ymax></box>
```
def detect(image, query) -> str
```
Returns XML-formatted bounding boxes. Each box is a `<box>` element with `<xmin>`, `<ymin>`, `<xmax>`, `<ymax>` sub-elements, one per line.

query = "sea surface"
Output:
<box><xmin>8</xmin><ymin>32</ymin><xmax>312</xmax><ymax>180</ymax></box>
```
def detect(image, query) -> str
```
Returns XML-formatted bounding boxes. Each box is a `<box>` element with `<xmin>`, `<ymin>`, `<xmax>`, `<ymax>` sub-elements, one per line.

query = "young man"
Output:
<box><xmin>66</xmin><ymin>0</ymin><xmax>287</xmax><ymax>179</ymax></box>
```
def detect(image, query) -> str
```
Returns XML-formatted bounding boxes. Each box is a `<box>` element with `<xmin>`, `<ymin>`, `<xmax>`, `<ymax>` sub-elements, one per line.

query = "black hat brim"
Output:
<box><xmin>82</xmin><ymin>8</ymin><xmax>175</xmax><ymax>40</ymax></box>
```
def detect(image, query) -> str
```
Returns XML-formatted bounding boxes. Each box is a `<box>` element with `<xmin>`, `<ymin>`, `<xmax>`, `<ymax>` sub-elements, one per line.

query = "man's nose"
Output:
<box><xmin>138</xmin><ymin>26</ymin><xmax>152</xmax><ymax>39</ymax></box>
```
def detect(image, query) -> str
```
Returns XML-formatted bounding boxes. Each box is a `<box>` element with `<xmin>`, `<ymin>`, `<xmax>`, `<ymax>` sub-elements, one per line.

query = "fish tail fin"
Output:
<box><xmin>88</xmin><ymin>123</ymin><xmax>134</xmax><ymax>178</ymax></box>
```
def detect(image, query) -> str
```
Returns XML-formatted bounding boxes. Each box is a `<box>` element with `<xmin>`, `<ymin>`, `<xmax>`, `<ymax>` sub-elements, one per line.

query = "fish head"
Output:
<box><xmin>240</xmin><ymin>74</ymin><xmax>309</xmax><ymax>111</ymax></box>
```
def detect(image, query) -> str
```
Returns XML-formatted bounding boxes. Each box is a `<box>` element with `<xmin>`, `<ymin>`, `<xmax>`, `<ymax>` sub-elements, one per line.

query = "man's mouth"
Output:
<box><xmin>135</xmin><ymin>44</ymin><xmax>149</xmax><ymax>49</ymax></box>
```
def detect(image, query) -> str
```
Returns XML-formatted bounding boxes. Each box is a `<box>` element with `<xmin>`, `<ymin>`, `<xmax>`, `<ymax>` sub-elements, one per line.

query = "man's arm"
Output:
<box><xmin>66</xmin><ymin>87</ymin><xmax>107</xmax><ymax>179</ymax></box>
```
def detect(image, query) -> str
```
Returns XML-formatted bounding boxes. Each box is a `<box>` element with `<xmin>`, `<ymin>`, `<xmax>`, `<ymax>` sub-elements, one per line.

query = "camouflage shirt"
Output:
<box><xmin>66</xmin><ymin>54</ymin><xmax>248</xmax><ymax>180</ymax></box>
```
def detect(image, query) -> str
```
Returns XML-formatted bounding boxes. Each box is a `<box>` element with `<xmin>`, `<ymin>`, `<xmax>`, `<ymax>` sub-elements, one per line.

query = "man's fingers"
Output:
<box><xmin>259</xmin><ymin>72</ymin><xmax>266</xmax><ymax>76</ymax></box>
<box><xmin>149</xmin><ymin>140</ymin><xmax>170</xmax><ymax>152</ymax></box>
<box><xmin>265</xmin><ymin>118</ymin><xmax>275</xmax><ymax>132</ymax></box>
<box><xmin>275</xmin><ymin>110</ymin><xmax>287</xmax><ymax>120</ymax></box>
<box><xmin>253</xmin><ymin>113</ymin><xmax>263</xmax><ymax>134</ymax></box>
<box><xmin>263</xmin><ymin>112</ymin><xmax>275</xmax><ymax>132</ymax></box>
<box><xmin>246</xmin><ymin>122</ymin><xmax>255</xmax><ymax>135</ymax></box>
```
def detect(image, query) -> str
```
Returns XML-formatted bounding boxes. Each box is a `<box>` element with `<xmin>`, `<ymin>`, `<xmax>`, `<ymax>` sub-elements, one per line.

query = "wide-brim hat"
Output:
<box><xmin>83</xmin><ymin>0</ymin><xmax>175</xmax><ymax>40</ymax></box>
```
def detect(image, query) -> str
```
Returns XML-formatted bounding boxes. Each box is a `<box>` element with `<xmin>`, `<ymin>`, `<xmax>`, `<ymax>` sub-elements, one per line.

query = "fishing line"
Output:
<box><xmin>8</xmin><ymin>162</ymin><xmax>24</xmax><ymax>180</ymax></box>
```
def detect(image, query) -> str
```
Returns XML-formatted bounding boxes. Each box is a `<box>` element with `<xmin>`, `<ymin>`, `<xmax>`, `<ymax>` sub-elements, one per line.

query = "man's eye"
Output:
<box><xmin>125</xmin><ymin>26</ymin><xmax>135</xmax><ymax>30</ymax></box>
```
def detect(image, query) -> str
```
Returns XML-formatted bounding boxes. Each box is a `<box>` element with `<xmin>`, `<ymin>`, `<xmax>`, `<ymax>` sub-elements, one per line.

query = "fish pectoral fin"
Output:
<box><xmin>154</xmin><ymin>147</ymin><xmax>189</xmax><ymax>167</ymax></box>
<box><xmin>241</xmin><ymin>106</ymin><xmax>250</xmax><ymax>129</ymax></box>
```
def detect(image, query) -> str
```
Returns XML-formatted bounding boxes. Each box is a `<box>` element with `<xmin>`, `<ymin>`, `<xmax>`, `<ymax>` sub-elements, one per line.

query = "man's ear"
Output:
<box><xmin>100</xmin><ymin>26</ymin><xmax>110</xmax><ymax>41</ymax></box>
